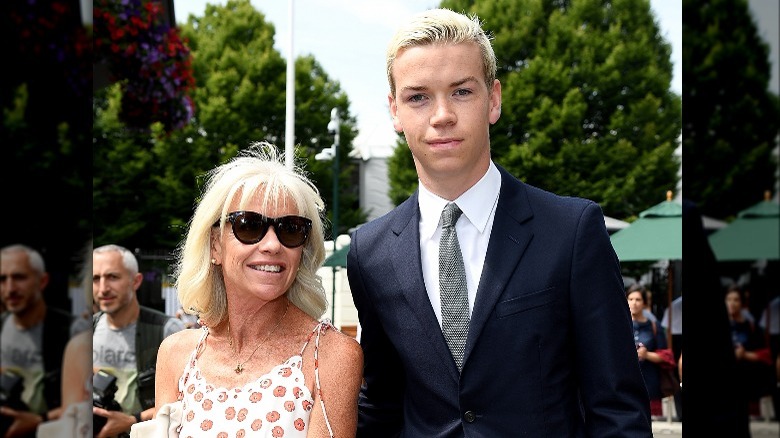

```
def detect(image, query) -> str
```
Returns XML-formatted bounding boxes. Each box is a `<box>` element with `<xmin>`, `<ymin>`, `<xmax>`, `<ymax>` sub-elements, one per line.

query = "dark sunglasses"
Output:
<box><xmin>214</xmin><ymin>211</ymin><xmax>312</xmax><ymax>248</ymax></box>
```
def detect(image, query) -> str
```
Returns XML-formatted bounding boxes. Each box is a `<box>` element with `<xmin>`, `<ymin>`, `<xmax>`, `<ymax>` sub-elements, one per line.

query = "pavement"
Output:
<box><xmin>651</xmin><ymin>420</ymin><xmax>779</xmax><ymax>437</ymax></box>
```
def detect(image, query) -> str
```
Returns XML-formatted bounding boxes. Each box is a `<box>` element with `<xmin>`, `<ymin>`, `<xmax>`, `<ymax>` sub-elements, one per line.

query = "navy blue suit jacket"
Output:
<box><xmin>347</xmin><ymin>165</ymin><xmax>652</xmax><ymax>437</ymax></box>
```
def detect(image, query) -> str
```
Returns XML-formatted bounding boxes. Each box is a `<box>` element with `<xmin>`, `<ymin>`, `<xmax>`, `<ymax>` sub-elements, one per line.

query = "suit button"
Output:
<box><xmin>463</xmin><ymin>411</ymin><xmax>476</xmax><ymax>423</ymax></box>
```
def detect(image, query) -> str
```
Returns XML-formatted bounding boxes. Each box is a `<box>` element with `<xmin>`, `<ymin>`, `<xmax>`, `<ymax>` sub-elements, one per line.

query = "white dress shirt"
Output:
<box><xmin>418</xmin><ymin>161</ymin><xmax>501</xmax><ymax>327</ymax></box>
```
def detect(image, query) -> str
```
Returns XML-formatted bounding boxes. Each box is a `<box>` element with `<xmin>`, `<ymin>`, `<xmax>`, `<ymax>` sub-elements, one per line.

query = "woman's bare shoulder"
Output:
<box><xmin>318</xmin><ymin>324</ymin><xmax>363</xmax><ymax>367</ymax></box>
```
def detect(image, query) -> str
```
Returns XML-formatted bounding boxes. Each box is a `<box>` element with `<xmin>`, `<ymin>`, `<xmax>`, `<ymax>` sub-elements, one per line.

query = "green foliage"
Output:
<box><xmin>682</xmin><ymin>0</ymin><xmax>779</xmax><ymax>218</ymax></box>
<box><xmin>388</xmin><ymin>0</ymin><xmax>683</xmax><ymax>220</ymax></box>
<box><xmin>93</xmin><ymin>0</ymin><xmax>366</xmax><ymax>249</ymax></box>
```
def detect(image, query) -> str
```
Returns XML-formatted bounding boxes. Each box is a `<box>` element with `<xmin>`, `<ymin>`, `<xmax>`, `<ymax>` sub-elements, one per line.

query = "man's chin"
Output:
<box><xmin>5</xmin><ymin>305</ymin><xmax>24</xmax><ymax>314</ymax></box>
<box><xmin>99</xmin><ymin>305</ymin><xmax>116</xmax><ymax>314</ymax></box>
<box><xmin>3</xmin><ymin>301</ymin><xmax>27</xmax><ymax>314</ymax></box>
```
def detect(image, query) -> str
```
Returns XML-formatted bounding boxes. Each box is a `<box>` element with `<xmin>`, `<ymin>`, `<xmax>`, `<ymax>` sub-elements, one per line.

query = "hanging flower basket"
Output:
<box><xmin>94</xmin><ymin>0</ymin><xmax>195</xmax><ymax>131</ymax></box>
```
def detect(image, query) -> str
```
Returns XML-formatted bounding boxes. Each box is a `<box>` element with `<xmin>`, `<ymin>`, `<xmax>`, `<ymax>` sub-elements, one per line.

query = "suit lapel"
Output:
<box><xmin>388</xmin><ymin>193</ymin><xmax>462</xmax><ymax>381</ymax></box>
<box><xmin>463</xmin><ymin>168</ymin><xmax>534</xmax><ymax>366</ymax></box>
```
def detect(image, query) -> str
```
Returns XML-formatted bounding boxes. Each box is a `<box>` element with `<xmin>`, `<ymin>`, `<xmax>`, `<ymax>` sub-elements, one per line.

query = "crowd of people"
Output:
<box><xmin>2</xmin><ymin>7</ymin><xmax>778</xmax><ymax>438</ymax></box>
<box><xmin>623</xmin><ymin>278</ymin><xmax>780</xmax><ymax>429</ymax></box>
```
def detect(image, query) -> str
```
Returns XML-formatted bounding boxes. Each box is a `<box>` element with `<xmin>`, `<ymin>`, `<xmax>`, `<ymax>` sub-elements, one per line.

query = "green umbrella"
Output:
<box><xmin>323</xmin><ymin>244</ymin><xmax>349</xmax><ymax>267</ymax></box>
<box><xmin>708</xmin><ymin>194</ymin><xmax>779</xmax><ymax>261</ymax></box>
<box><xmin>610</xmin><ymin>192</ymin><xmax>682</xmax><ymax>262</ymax></box>
<box><xmin>609</xmin><ymin>191</ymin><xmax>682</xmax><ymax>347</ymax></box>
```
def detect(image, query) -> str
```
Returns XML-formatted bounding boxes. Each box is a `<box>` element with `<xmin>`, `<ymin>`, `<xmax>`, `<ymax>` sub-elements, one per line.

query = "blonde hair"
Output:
<box><xmin>174</xmin><ymin>142</ymin><xmax>328</xmax><ymax>326</ymax></box>
<box><xmin>386</xmin><ymin>8</ymin><xmax>497</xmax><ymax>97</ymax></box>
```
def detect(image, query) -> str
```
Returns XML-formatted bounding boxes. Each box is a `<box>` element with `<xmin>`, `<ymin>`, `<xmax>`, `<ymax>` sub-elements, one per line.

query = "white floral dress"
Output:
<box><xmin>176</xmin><ymin>322</ymin><xmax>334</xmax><ymax>438</ymax></box>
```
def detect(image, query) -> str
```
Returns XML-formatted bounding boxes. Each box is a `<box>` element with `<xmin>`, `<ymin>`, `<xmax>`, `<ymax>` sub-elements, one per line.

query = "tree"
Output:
<box><xmin>388</xmin><ymin>0</ymin><xmax>681</xmax><ymax>220</ymax></box>
<box><xmin>93</xmin><ymin>0</ymin><xmax>366</xmax><ymax>249</ymax></box>
<box><xmin>682</xmin><ymin>0</ymin><xmax>779</xmax><ymax>219</ymax></box>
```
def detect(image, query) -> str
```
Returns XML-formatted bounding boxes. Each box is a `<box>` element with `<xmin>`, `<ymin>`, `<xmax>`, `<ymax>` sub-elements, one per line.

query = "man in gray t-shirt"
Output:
<box><xmin>92</xmin><ymin>245</ymin><xmax>185</xmax><ymax>437</ymax></box>
<box><xmin>1</xmin><ymin>244</ymin><xmax>73</xmax><ymax>437</ymax></box>
<box><xmin>92</xmin><ymin>311</ymin><xmax>185</xmax><ymax>414</ymax></box>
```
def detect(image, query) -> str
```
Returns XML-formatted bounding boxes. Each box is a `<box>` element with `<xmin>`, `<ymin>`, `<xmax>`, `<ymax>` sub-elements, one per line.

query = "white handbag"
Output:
<box><xmin>36</xmin><ymin>401</ymin><xmax>92</xmax><ymax>438</ymax></box>
<box><xmin>129</xmin><ymin>401</ymin><xmax>183</xmax><ymax>438</ymax></box>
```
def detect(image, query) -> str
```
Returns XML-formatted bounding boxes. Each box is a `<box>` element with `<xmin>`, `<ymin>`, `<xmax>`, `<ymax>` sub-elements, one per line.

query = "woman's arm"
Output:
<box><xmin>307</xmin><ymin>329</ymin><xmax>364</xmax><ymax>437</ymax></box>
<box><xmin>154</xmin><ymin>329</ymin><xmax>194</xmax><ymax>408</ymax></box>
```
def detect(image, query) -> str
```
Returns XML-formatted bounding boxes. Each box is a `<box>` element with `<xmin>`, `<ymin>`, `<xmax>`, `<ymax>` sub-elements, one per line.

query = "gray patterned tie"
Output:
<box><xmin>439</xmin><ymin>202</ymin><xmax>469</xmax><ymax>371</ymax></box>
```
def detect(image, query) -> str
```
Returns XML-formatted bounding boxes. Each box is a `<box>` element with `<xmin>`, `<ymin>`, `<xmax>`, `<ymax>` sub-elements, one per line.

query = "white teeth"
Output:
<box><xmin>253</xmin><ymin>265</ymin><xmax>281</xmax><ymax>272</ymax></box>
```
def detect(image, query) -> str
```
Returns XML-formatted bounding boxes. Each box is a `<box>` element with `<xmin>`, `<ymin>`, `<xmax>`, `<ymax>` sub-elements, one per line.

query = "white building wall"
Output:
<box><xmin>358</xmin><ymin>147</ymin><xmax>396</xmax><ymax>222</ymax></box>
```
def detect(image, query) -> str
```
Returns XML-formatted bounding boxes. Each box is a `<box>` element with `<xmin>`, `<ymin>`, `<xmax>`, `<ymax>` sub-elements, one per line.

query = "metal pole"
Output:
<box><xmin>331</xmin><ymin>109</ymin><xmax>340</xmax><ymax>323</ymax></box>
<box><xmin>284</xmin><ymin>0</ymin><xmax>295</xmax><ymax>169</ymax></box>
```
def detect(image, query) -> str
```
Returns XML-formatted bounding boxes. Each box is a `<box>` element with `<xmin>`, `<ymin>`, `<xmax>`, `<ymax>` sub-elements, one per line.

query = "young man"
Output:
<box><xmin>346</xmin><ymin>8</ymin><xmax>652</xmax><ymax>437</ymax></box>
<box><xmin>92</xmin><ymin>244</ymin><xmax>185</xmax><ymax>437</ymax></box>
<box><xmin>0</xmin><ymin>244</ymin><xmax>73</xmax><ymax>438</ymax></box>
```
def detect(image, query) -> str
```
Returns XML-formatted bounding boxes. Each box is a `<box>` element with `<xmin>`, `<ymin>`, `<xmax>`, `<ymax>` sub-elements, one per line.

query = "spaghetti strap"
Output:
<box><xmin>300</xmin><ymin>319</ymin><xmax>336</xmax><ymax>438</ymax></box>
<box><xmin>193</xmin><ymin>325</ymin><xmax>210</xmax><ymax>359</ymax></box>
<box><xmin>177</xmin><ymin>326</ymin><xmax>211</xmax><ymax>399</ymax></box>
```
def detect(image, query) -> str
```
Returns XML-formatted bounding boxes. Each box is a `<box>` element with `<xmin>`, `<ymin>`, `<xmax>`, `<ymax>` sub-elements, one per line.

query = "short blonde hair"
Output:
<box><xmin>386</xmin><ymin>8</ymin><xmax>497</xmax><ymax>97</ymax></box>
<box><xmin>174</xmin><ymin>142</ymin><xmax>328</xmax><ymax>326</ymax></box>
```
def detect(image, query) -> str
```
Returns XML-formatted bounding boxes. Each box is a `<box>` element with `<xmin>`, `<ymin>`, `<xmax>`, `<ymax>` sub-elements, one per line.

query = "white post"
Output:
<box><xmin>284</xmin><ymin>0</ymin><xmax>295</xmax><ymax>169</ymax></box>
<box><xmin>80</xmin><ymin>0</ymin><xmax>92</xmax><ymax>25</ymax></box>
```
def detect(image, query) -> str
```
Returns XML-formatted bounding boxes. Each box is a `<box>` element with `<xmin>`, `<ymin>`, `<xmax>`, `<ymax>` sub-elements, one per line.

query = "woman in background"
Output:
<box><xmin>627</xmin><ymin>283</ymin><xmax>669</xmax><ymax>418</ymax></box>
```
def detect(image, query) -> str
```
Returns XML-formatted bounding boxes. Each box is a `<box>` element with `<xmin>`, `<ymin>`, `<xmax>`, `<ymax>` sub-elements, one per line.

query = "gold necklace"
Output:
<box><xmin>229</xmin><ymin>299</ymin><xmax>289</xmax><ymax>374</ymax></box>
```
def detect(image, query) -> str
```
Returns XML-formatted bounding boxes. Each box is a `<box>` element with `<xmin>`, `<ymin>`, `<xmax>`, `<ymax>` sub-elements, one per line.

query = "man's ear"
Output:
<box><xmin>489</xmin><ymin>79</ymin><xmax>502</xmax><ymax>125</ymax></box>
<box><xmin>389</xmin><ymin>93</ymin><xmax>403</xmax><ymax>133</ymax></box>
<box><xmin>38</xmin><ymin>272</ymin><xmax>50</xmax><ymax>292</ymax></box>
<box><xmin>132</xmin><ymin>272</ymin><xmax>143</xmax><ymax>292</ymax></box>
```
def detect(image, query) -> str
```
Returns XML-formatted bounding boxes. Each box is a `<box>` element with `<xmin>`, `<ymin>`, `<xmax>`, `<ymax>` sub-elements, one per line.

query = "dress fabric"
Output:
<box><xmin>176</xmin><ymin>321</ymin><xmax>333</xmax><ymax>438</ymax></box>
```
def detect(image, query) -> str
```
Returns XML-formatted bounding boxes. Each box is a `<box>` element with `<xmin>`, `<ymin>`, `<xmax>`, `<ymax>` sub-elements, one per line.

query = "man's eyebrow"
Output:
<box><xmin>398</xmin><ymin>84</ymin><xmax>427</xmax><ymax>93</ymax></box>
<box><xmin>94</xmin><ymin>271</ymin><xmax>120</xmax><ymax>277</ymax></box>
<box><xmin>450</xmin><ymin>76</ymin><xmax>480</xmax><ymax>88</ymax></box>
<box><xmin>399</xmin><ymin>76</ymin><xmax>479</xmax><ymax>94</ymax></box>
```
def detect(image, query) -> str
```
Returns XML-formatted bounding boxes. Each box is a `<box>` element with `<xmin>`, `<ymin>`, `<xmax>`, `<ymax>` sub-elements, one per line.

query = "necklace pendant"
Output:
<box><xmin>235</xmin><ymin>364</ymin><xmax>243</xmax><ymax>374</ymax></box>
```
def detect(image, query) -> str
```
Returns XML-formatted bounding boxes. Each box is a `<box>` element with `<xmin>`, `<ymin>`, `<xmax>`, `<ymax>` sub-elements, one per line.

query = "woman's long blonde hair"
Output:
<box><xmin>174</xmin><ymin>142</ymin><xmax>328</xmax><ymax>327</ymax></box>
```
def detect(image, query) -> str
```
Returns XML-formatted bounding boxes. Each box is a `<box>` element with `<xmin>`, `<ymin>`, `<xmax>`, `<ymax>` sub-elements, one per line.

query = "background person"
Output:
<box><xmin>628</xmin><ymin>283</ymin><xmax>658</xmax><ymax>323</ymax></box>
<box><xmin>346</xmin><ymin>8</ymin><xmax>651</xmax><ymax>437</ymax></box>
<box><xmin>682</xmin><ymin>199</ymin><xmax>749</xmax><ymax>436</ymax></box>
<box><xmin>726</xmin><ymin>284</ymin><xmax>775</xmax><ymax>422</ymax></box>
<box><xmin>0</xmin><ymin>244</ymin><xmax>73</xmax><ymax>438</ymax></box>
<box><xmin>627</xmin><ymin>284</ymin><xmax>671</xmax><ymax>419</ymax></box>
<box><xmin>92</xmin><ymin>244</ymin><xmax>186</xmax><ymax>438</ymax></box>
<box><xmin>174</xmin><ymin>305</ymin><xmax>200</xmax><ymax>329</ymax></box>
<box><xmin>660</xmin><ymin>292</ymin><xmax>684</xmax><ymax>420</ymax></box>
<box><xmin>759</xmin><ymin>294</ymin><xmax>780</xmax><ymax>419</ymax></box>
<box><xmin>153</xmin><ymin>142</ymin><xmax>363</xmax><ymax>437</ymax></box>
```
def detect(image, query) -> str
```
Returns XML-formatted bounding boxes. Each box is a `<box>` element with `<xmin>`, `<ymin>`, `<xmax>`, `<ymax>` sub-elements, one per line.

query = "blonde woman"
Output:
<box><xmin>154</xmin><ymin>142</ymin><xmax>362</xmax><ymax>437</ymax></box>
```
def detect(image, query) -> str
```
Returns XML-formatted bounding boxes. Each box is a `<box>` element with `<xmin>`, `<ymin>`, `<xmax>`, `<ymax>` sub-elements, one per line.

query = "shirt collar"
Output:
<box><xmin>418</xmin><ymin>161</ymin><xmax>501</xmax><ymax>240</ymax></box>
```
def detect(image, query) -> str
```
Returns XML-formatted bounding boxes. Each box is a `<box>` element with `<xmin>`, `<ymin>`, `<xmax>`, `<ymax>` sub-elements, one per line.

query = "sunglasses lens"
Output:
<box><xmin>232</xmin><ymin>212</ymin><xmax>269</xmax><ymax>244</ymax></box>
<box><xmin>225</xmin><ymin>212</ymin><xmax>311</xmax><ymax>248</ymax></box>
<box><xmin>275</xmin><ymin>217</ymin><xmax>311</xmax><ymax>248</ymax></box>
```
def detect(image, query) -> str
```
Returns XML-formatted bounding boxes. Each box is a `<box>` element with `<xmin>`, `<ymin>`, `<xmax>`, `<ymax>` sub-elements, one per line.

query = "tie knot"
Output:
<box><xmin>441</xmin><ymin>203</ymin><xmax>462</xmax><ymax>228</ymax></box>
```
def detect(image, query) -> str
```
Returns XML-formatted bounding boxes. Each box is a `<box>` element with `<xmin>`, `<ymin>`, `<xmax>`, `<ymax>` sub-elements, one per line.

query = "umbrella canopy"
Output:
<box><xmin>323</xmin><ymin>244</ymin><xmax>349</xmax><ymax>267</ymax></box>
<box><xmin>610</xmin><ymin>191</ymin><xmax>682</xmax><ymax>348</ymax></box>
<box><xmin>610</xmin><ymin>191</ymin><xmax>682</xmax><ymax>262</ymax></box>
<box><xmin>708</xmin><ymin>193</ymin><xmax>779</xmax><ymax>261</ymax></box>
